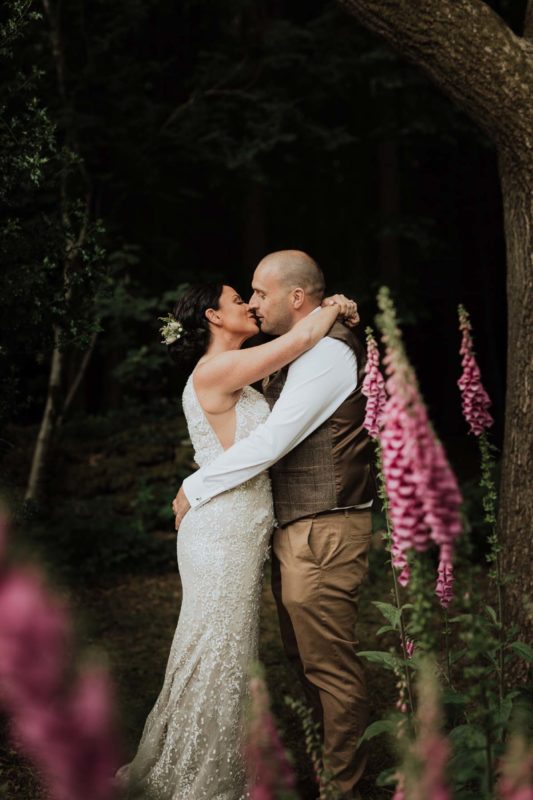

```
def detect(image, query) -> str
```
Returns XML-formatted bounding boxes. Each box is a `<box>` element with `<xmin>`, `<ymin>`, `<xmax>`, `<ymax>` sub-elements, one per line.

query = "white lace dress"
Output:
<box><xmin>117</xmin><ymin>376</ymin><xmax>274</xmax><ymax>800</ymax></box>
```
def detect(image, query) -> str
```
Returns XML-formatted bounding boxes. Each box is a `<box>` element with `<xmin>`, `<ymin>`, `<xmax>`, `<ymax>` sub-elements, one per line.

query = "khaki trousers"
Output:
<box><xmin>271</xmin><ymin>509</ymin><xmax>372</xmax><ymax>798</ymax></box>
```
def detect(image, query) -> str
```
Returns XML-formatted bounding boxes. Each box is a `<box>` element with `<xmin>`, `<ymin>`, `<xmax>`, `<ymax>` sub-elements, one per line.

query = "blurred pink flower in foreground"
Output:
<box><xmin>411</xmin><ymin>661</ymin><xmax>451</xmax><ymax>800</ymax></box>
<box><xmin>458</xmin><ymin>305</ymin><xmax>494</xmax><ymax>436</ymax></box>
<box><xmin>0</xmin><ymin>511</ymin><xmax>121</xmax><ymax>800</ymax></box>
<box><xmin>497</xmin><ymin>733</ymin><xmax>533</xmax><ymax>800</ymax></box>
<box><xmin>392</xmin><ymin>773</ymin><xmax>406</xmax><ymax>800</ymax></box>
<box><xmin>0</xmin><ymin>569</ymin><xmax>70</xmax><ymax>706</ymax></box>
<box><xmin>245</xmin><ymin>670</ymin><xmax>297</xmax><ymax>800</ymax></box>
<box><xmin>362</xmin><ymin>328</ymin><xmax>387</xmax><ymax>439</ymax></box>
<box><xmin>378</xmin><ymin>289</ymin><xmax>462</xmax><ymax>606</ymax></box>
<box><xmin>394</xmin><ymin>659</ymin><xmax>451</xmax><ymax>800</ymax></box>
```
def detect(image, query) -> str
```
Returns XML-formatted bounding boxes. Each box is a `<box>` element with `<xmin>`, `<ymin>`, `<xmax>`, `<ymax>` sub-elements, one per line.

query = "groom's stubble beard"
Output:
<box><xmin>259</xmin><ymin>304</ymin><xmax>295</xmax><ymax>337</ymax></box>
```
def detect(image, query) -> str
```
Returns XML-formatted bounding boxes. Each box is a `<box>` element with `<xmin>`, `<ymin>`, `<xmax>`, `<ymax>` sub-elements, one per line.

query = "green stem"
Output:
<box><xmin>484</xmin><ymin>691</ymin><xmax>494</xmax><ymax>798</ymax></box>
<box><xmin>444</xmin><ymin>609</ymin><xmax>452</xmax><ymax>687</ymax></box>
<box><xmin>375</xmin><ymin>442</ymin><xmax>415</xmax><ymax>718</ymax></box>
<box><xmin>479</xmin><ymin>432</ymin><xmax>504</xmax><ymax>705</ymax></box>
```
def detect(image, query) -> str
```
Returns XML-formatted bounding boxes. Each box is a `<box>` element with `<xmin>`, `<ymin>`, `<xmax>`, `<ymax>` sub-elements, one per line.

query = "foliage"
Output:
<box><xmin>0</xmin><ymin>0</ymin><xmax>109</xmax><ymax>435</ymax></box>
<box><xmin>0</xmin><ymin>0</ymin><xmax>56</xmax><ymax>423</ymax></box>
<box><xmin>0</xmin><ymin>510</ymin><xmax>121</xmax><ymax>800</ymax></box>
<box><xmin>354</xmin><ymin>289</ymin><xmax>532</xmax><ymax>799</ymax></box>
<box><xmin>0</xmin><ymin>0</ymin><xmax>507</xmax><ymax>437</ymax></box>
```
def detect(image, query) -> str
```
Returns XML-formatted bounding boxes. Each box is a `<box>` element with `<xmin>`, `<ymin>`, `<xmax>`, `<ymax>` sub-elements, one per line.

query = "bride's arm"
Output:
<box><xmin>195</xmin><ymin>302</ymin><xmax>342</xmax><ymax>395</ymax></box>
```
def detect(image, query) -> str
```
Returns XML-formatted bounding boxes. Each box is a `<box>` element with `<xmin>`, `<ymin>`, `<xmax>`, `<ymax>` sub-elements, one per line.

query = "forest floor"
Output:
<box><xmin>0</xmin><ymin>550</ymin><xmax>397</xmax><ymax>800</ymax></box>
<box><xmin>0</xmin><ymin>405</ymin><xmax>430</xmax><ymax>799</ymax></box>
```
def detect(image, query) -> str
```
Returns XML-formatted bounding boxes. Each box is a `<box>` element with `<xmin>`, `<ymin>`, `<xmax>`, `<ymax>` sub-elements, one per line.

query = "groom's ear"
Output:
<box><xmin>291</xmin><ymin>287</ymin><xmax>305</xmax><ymax>310</ymax></box>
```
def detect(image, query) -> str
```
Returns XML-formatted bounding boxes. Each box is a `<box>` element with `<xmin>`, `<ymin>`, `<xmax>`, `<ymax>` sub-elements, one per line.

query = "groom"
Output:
<box><xmin>173</xmin><ymin>250</ymin><xmax>374</xmax><ymax>799</ymax></box>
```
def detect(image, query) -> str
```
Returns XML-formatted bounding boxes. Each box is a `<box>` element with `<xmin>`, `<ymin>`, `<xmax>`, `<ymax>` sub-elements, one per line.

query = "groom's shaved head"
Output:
<box><xmin>258</xmin><ymin>250</ymin><xmax>325</xmax><ymax>301</ymax></box>
<box><xmin>250</xmin><ymin>249</ymin><xmax>326</xmax><ymax>334</ymax></box>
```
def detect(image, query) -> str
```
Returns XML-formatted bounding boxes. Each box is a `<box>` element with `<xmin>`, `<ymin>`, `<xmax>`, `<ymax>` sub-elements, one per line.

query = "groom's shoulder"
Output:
<box><xmin>291</xmin><ymin>328</ymin><xmax>358</xmax><ymax>370</ymax></box>
<box><xmin>327</xmin><ymin>320</ymin><xmax>365</xmax><ymax>355</ymax></box>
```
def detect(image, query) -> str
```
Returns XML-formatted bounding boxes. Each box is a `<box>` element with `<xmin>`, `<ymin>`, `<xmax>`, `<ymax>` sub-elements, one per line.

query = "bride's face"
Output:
<box><xmin>210</xmin><ymin>285</ymin><xmax>260</xmax><ymax>338</ymax></box>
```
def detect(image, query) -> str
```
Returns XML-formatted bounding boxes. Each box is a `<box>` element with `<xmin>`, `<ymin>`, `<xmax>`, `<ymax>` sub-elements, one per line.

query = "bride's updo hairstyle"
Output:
<box><xmin>167</xmin><ymin>282</ymin><xmax>224</xmax><ymax>371</ymax></box>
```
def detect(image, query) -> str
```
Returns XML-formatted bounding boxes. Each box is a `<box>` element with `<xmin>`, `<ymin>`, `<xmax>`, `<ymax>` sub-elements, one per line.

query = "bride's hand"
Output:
<box><xmin>172</xmin><ymin>485</ymin><xmax>191</xmax><ymax>532</ymax></box>
<box><xmin>322</xmin><ymin>293</ymin><xmax>360</xmax><ymax>328</ymax></box>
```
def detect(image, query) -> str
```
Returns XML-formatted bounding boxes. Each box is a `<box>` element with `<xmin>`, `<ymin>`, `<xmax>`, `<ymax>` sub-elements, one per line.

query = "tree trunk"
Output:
<box><xmin>24</xmin><ymin>2</ymin><xmax>97</xmax><ymax>503</ymax></box>
<box><xmin>56</xmin><ymin>331</ymin><xmax>98</xmax><ymax>427</ymax></box>
<box><xmin>25</xmin><ymin>329</ymin><xmax>64</xmax><ymax>503</ymax></box>
<box><xmin>498</xmin><ymin>148</ymin><xmax>533</xmax><ymax>650</ymax></box>
<box><xmin>337</xmin><ymin>0</ymin><xmax>533</xmax><ymax>642</ymax></box>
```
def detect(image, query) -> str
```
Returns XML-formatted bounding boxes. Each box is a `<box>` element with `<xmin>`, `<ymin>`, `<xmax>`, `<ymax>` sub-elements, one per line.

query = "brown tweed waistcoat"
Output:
<box><xmin>263</xmin><ymin>321</ymin><xmax>374</xmax><ymax>527</ymax></box>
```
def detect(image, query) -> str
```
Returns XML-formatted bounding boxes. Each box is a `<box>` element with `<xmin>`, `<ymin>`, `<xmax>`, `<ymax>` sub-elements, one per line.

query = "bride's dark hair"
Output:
<box><xmin>167</xmin><ymin>282</ymin><xmax>224</xmax><ymax>371</ymax></box>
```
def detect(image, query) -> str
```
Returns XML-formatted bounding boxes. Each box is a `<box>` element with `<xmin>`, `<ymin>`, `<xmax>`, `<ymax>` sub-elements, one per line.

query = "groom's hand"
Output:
<box><xmin>322</xmin><ymin>293</ymin><xmax>360</xmax><ymax>328</ymax></box>
<box><xmin>172</xmin><ymin>485</ymin><xmax>191</xmax><ymax>532</ymax></box>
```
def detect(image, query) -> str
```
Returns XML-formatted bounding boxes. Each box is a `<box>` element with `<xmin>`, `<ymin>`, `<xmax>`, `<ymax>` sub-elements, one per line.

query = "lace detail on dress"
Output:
<box><xmin>117</xmin><ymin>375</ymin><xmax>274</xmax><ymax>800</ymax></box>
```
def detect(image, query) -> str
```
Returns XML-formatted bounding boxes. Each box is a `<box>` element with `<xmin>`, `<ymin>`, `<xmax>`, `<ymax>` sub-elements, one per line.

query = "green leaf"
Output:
<box><xmin>449</xmin><ymin>724</ymin><xmax>487</xmax><ymax>751</ymax></box>
<box><xmin>442</xmin><ymin>688</ymin><xmax>468</xmax><ymax>705</ymax></box>
<box><xmin>493</xmin><ymin>696</ymin><xmax>514</xmax><ymax>728</ymax></box>
<box><xmin>376</xmin><ymin>624</ymin><xmax>397</xmax><ymax>636</ymax></box>
<box><xmin>357</xmin><ymin>650</ymin><xmax>402</xmax><ymax>671</ymax></box>
<box><xmin>509</xmin><ymin>641</ymin><xmax>533</xmax><ymax>663</ymax></box>
<box><xmin>449</xmin><ymin>647</ymin><xmax>468</xmax><ymax>665</ymax></box>
<box><xmin>448</xmin><ymin>614</ymin><xmax>473</xmax><ymax>624</ymax></box>
<box><xmin>372</xmin><ymin>601</ymin><xmax>402</xmax><ymax>629</ymax></box>
<box><xmin>375</xmin><ymin>767</ymin><xmax>397</xmax><ymax>787</ymax></box>
<box><xmin>359</xmin><ymin>719</ymin><xmax>398</xmax><ymax>743</ymax></box>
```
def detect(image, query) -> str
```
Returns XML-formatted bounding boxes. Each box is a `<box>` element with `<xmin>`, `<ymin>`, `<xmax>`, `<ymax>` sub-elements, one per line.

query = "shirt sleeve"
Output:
<box><xmin>182</xmin><ymin>336</ymin><xmax>357</xmax><ymax>508</ymax></box>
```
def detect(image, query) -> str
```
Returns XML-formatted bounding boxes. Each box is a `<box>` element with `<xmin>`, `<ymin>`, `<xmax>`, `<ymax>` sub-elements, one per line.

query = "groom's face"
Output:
<box><xmin>249</xmin><ymin>265</ymin><xmax>294</xmax><ymax>336</ymax></box>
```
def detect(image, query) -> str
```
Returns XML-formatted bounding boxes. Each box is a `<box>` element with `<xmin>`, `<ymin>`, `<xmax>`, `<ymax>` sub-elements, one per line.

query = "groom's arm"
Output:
<box><xmin>181</xmin><ymin>336</ymin><xmax>357</xmax><ymax>509</ymax></box>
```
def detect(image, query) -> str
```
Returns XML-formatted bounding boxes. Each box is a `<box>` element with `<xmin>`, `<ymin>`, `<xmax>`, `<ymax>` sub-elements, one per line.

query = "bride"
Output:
<box><xmin>115</xmin><ymin>282</ymin><xmax>353</xmax><ymax>800</ymax></box>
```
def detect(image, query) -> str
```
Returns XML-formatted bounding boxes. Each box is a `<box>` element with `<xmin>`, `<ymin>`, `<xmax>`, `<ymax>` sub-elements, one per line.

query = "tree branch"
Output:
<box><xmin>337</xmin><ymin>0</ymin><xmax>533</xmax><ymax>165</ymax></box>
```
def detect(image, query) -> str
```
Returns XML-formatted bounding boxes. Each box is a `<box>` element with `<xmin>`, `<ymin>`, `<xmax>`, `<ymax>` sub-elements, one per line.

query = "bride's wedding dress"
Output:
<box><xmin>116</xmin><ymin>375</ymin><xmax>274</xmax><ymax>799</ymax></box>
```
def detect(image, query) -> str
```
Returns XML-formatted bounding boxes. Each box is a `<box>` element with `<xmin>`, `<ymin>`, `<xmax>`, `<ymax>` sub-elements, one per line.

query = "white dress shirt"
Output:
<box><xmin>183</xmin><ymin>326</ymin><xmax>373</xmax><ymax>512</ymax></box>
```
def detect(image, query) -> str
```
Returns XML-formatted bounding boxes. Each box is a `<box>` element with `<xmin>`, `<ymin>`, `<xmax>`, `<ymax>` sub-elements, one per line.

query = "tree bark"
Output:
<box><xmin>498</xmin><ymin>147</ymin><xmax>533</xmax><ymax>651</ymax></box>
<box><xmin>25</xmin><ymin>330</ymin><xmax>63</xmax><ymax>503</ymax></box>
<box><xmin>338</xmin><ymin>0</ymin><xmax>533</xmax><ymax>644</ymax></box>
<box><xmin>56</xmin><ymin>330</ymin><xmax>99</xmax><ymax>428</ymax></box>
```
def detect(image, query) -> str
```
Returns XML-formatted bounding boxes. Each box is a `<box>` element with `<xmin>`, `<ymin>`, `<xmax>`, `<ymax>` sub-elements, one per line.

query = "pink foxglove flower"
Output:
<box><xmin>0</xmin><ymin>569</ymin><xmax>70</xmax><ymax>707</ymax></box>
<box><xmin>420</xmin><ymin>435</ymin><xmax>462</xmax><ymax>608</ymax></box>
<box><xmin>436</xmin><ymin>551</ymin><xmax>454</xmax><ymax>609</ymax></box>
<box><xmin>458</xmin><ymin>306</ymin><xmax>494</xmax><ymax>436</ymax></box>
<box><xmin>0</xmin><ymin>511</ymin><xmax>121</xmax><ymax>800</ymax></box>
<box><xmin>380</xmin><ymin>382</ymin><xmax>429</xmax><ymax>580</ymax></box>
<box><xmin>362</xmin><ymin>328</ymin><xmax>387</xmax><ymax>439</ymax></box>
<box><xmin>378</xmin><ymin>290</ymin><xmax>462</xmax><ymax>606</ymax></box>
<box><xmin>245</xmin><ymin>671</ymin><xmax>296</xmax><ymax>800</ymax></box>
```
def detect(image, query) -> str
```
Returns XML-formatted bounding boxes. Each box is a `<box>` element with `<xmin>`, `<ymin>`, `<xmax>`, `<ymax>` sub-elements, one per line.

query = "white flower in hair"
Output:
<box><xmin>159</xmin><ymin>314</ymin><xmax>184</xmax><ymax>345</ymax></box>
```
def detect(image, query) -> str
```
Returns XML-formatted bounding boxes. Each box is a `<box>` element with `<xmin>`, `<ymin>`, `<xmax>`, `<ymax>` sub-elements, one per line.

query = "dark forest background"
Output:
<box><xmin>0</xmin><ymin>2</ymin><xmax>530</xmax><ymax>797</ymax></box>
<box><xmin>2</xmin><ymin>0</ymin><xmax>527</xmax><ymax>448</ymax></box>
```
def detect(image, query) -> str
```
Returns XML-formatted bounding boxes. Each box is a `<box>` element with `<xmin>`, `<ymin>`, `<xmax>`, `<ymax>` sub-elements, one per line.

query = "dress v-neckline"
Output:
<box><xmin>188</xmin><ymin>373</ymin><xmax>245</xmax><ymax>452</ymax></box>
